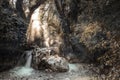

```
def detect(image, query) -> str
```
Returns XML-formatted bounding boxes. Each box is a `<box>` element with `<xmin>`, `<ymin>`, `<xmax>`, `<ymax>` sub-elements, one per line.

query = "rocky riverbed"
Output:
<box><xmin>0</xmin><ymin>63</ymin><xmax>100</xmax><ymax>80</ymax></box>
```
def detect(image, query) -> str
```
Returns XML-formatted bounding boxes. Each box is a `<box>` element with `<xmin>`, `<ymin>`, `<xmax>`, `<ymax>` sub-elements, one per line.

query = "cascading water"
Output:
<box><xmin>10</xmin><ymin>51</ymin><xmax>34</xmax><ymax>77</ymax></box>
<box><xmin>25</xmin><ymin>51</ymin><xmax>32</xmax><ymax>67</ymax></box>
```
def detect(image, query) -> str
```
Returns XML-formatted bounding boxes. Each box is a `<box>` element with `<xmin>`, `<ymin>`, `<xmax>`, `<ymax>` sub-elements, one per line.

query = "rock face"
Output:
<box><xmin>0</xmin><ymin>0</ymin><xmax>27</xmax><ymax>72</ymax></box>
<box><xmin>26</xmin><ymin>0</ymin><xmax>73</xmax><ymax>58</ymax></box>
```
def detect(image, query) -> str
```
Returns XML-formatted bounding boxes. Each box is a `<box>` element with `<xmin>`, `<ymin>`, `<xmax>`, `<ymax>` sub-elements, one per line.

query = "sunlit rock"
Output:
<box><xmin>43</xmin><ymin>55</ymin><xmax>69</xmax><ymax>72</ymax></box>
<box><xmin>32</xmin><ymin>47</ymin><xmax>69</xmax><ymax>72</ymax></box>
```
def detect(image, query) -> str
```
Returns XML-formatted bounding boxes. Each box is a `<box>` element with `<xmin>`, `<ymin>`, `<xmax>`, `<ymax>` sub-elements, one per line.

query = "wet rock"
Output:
<box><xmin>32</xmin><ymin>47</ymin><xmax>69</xmax><ymax>72</ymax></box>
<box><xmin>43</xmin><ymin>55</ymin><xmax>69</xmax><ymax>72</ymax></box>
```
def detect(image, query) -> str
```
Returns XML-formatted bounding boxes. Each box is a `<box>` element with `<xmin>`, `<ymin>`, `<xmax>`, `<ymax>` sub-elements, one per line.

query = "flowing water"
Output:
<box><xmin>10</xmin><ymin>67</ymin><xmax>34</xmax><ymax>77</ymax></box>
<box><xmin>24</xmin><ymin>51</ymin><xmax>32</xmax><ymax>67</ymax></box>
<box><xmin>0</xmin><ymin>51</ymin><xmax>100</xmax><ymax>80</ymax></box>
<box><xmin>0</xmin><ymin>63</ymin><xmax>100</xmax><ymax>80</ymax></box>
<box><xmin>9</xmin><ymin>51</ymin><xmax>34</xmax><ymax>77</ymax></box>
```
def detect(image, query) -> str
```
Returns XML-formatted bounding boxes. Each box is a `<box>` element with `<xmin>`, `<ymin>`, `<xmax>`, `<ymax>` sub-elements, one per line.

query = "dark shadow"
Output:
<box><xmin>99</xmin><ymin>0</ymin><xmax>120</xmax><ymax>31</ymax></box>
<box><xmin>16</xmin><ymin>0</ymin><xmax>26</xmax><ymax>19</ymax></box>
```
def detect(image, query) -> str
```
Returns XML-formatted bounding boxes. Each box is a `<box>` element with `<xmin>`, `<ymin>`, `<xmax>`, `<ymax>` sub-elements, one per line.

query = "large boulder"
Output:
<box><xmin>43</xmin><ymin>55</ymin><xmax>69</xmax><ymax>72</ymax></box>
<box><xmin>32</xmin><ymin>47</ymin><xmax>69</xmax><ymax>72</ymax></box>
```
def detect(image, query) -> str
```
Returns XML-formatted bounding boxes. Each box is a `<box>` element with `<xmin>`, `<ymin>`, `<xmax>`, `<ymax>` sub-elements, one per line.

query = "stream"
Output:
<box><xmin>0</xmin><ymin>64</ymin><xmax>100</xmax><ymax>80</ymax></box>
<box><xmin>0</xmin><ymin>50</ymin><xmax>101</xmax><ymax>80</ymax></box>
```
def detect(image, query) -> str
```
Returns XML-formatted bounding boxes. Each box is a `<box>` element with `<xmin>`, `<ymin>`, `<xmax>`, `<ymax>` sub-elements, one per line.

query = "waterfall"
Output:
<box><xmin>9</xmin><ymin>50</ymin><xmax>34</xmax><ymax>77</ymax></box>
<box><xmin>25</xmin><ymin>51</ymin><xmax>32</xmax><ymax>67</ymax></box>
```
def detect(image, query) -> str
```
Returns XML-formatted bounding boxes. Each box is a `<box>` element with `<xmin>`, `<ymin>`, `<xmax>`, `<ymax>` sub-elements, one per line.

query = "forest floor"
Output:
<box><xmin>0</xmin><ymin>63</ymin><xmax>101</xmax><ymax>80</ymax></box>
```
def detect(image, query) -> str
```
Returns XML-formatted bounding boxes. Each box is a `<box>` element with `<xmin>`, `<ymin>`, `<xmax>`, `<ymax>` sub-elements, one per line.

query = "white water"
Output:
<box><xmin>25</xmin><ymin>51</ymin><xmax>32</xmax><ymax>67</ymax></box>
<box><xmin>10</xmin><ymin>51</ymin><xmax>34</xmax><ymax>77</ymax></box>
<box><xmin>68</xmin><ymin>63</ymin><xmax>79</xmax><ymax>72</ymax></box>
<box><xmin>10</xmin><ymin>67</ymin><xmax>34</xmax><ymax>77</ymax></box>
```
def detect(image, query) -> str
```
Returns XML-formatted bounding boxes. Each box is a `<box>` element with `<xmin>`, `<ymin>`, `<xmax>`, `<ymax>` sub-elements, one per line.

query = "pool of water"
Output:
<box><xmin>9</xmin><ymin>66</ymin><xmax>34</xmax><ymax>77</ymax></box>
<box><xmin>0</xmin><ymin>63</ymin><xmax>100</xmax><ymax>80</ymax></box>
